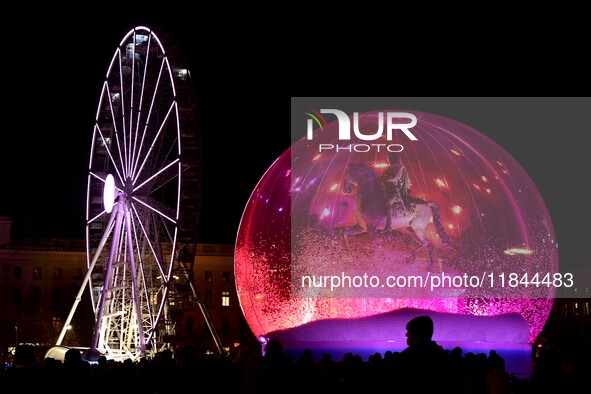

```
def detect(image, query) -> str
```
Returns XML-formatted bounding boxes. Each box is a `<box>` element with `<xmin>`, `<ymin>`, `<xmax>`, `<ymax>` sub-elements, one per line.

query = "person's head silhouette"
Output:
<box><xmin>405</xmin><ymin>315</ymin><xmax>434</xmax><ymax>346</ymax></box>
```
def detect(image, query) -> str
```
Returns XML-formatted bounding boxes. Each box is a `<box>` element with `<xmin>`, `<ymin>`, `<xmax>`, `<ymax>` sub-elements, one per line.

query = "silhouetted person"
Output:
<box><xmin>294</xmin><ymin>348</ymin><xmax>316</xmax><ymax>390</ymax></box>
<box><xmin>3</xmin><ymin>344</ymin><xmax>42</xmax><ymax>393</ymax></box>
<box><xmin>397</xmin><ymin>315</ymin><xmax>456</xmax><ymax>393</ymax></box>
<box><xmin>530</xmin><ymin>346</ymin><xmax>562</xmax><ymax>394</ymax></box>
<box><xmin>259</xmin><ymin>339</ymin><xmax>291</xmax><ymax>394</ymax></box>
<box><xmin>316</xmin><ymin>352</ymin><xmax>337</xmax><ymax>394</ymax></box>
<box><xmin>485</xmin><ymin>350</ymin><xmax>511</xmax><ymax>394</ymax></box>
<box><xmin>149</xmin><ymin>348</ymin><xmax>177</xmax><ymax>394</ymax></box>
<box><xmin>90</xmin><ymin>355</ymin><xmax>111</xmax><ymax>394</ymax></box>
<box><xmin>228</xmin><ymin>345</ymin><xmax>262</xmax><ymax>394</ymax></box>
<box><xmin>62</xmin><ymin>348</ymin><xmax>92</xmax><ymax>394</ymax></box>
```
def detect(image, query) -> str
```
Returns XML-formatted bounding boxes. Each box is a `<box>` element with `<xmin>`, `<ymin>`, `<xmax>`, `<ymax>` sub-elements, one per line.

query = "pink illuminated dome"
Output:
<box><xmin>235</xmin><ymin>110</ymin><xmax>558</xmax><ymax>347</ymax></box>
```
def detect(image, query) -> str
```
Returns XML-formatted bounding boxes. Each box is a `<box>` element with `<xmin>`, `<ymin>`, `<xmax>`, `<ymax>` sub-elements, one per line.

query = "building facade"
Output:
<box><xmin>0</xmin><ymin>216</ymin><xmax>254</xmax><ymax>358</ymax></box>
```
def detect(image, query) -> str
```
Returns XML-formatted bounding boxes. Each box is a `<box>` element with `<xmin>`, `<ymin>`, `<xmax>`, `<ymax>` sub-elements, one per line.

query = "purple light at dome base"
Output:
<box><xmin>235</xmin><ymin>110</ymin><xmax>558</xmax><ymax>345</ymax></box>
<box><xmin>267</xmin><ymin>308</ymin><xmax>536</xmax><ymax>373</ymax></box>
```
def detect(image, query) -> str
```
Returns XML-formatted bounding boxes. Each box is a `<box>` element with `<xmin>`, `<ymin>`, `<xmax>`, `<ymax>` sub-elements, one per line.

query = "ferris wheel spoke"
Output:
<box><xmin>130</xmin><ymin>46</ymin><xmax>167</xmax><ymax>178</ymax></box>
<box><xmin>129</xmin><ymin>204</ymin><xmax>169</xmax><ymax>279</ymax></box>
<box><xmin>131</xmin><ymin>101</ymin><xmax>177</xmax><ymax>184</ymax></box>
<box><xmin>127</xmin><ymin>33</ymin><xmax>140</xmax><ymax>179</ymax></box>
<box><xmin>132</xmin><ymin>194</ymin><xmax>177</xmax><ymax>225</ymax></box>
<box><xmin>92</xmin><ymin>126</ymin><xmax>127</xmax><ymax>188</ymax></box>
<box><xmin>133</xmin><ymin>157</ymin><xmax>180</xmax><ymax>196</ymax></box>
<box><xmin>114</xmin><ymin>48</ymin><xmax>132</xmax><ymax>177</ymax></box>
<box><xmin>101</xmin><ymin>82</ymin><xmax>129</xmax><ymax>178</ymax></box>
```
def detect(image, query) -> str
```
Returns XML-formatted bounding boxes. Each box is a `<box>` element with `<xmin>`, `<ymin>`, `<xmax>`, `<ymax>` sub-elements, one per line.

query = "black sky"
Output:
<box><xmin>1</xmin><ymin>12</ymin><xmax>589</xmax><ymax>277</ymax></box>
<box><xmin>1</xmin><ymin>14</ymin><xmax>289</xmax><ymax>245</ymax></box>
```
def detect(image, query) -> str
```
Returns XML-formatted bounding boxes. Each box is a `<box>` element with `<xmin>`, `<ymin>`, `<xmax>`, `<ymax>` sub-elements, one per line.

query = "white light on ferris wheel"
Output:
<box><xmin>103</xmin><ymin>174</ymin><xmax>116</xmax><ymax>214</ymax></box>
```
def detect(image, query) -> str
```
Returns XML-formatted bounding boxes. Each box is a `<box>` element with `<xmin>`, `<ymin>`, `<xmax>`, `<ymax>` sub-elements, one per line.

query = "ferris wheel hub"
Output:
<box><xmin>103</xmin><ymin>174</ymin><xmax>116</xmax><ymax>214</ymax></box>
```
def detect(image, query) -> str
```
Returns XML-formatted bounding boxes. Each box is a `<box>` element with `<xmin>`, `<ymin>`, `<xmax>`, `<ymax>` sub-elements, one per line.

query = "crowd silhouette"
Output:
<box><xmin>1</xmin><ymin>316</ymin><xmax>589</xmax><ymax>394</ymax></box>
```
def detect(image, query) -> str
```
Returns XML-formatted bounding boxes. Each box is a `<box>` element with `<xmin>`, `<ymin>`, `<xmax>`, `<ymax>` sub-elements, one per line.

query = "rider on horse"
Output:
<box><xmin>381</xmin><ymin>152</ymin><xmax>415</xmax><ymax>230</ymax></box>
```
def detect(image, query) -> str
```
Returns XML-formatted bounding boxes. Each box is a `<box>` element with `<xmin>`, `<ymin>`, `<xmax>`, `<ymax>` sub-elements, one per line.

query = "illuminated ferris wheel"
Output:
<box><xmin>56</xmin><ymin>26</ymin><xmax>201</xmax><ymax>361</ymax></box>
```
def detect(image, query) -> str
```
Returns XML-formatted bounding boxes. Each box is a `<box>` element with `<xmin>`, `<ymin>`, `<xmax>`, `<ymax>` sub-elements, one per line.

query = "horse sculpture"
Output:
<box><xmin>340</xmin><ymin>162</ymin><xmax>452</xmax><ymax>263</ymax></box>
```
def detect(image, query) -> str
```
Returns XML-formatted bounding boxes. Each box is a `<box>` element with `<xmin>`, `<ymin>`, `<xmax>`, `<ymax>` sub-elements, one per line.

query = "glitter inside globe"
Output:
<box><xmin>235</xmin><ymin>110</ymin><xmax>558</xmax><ymax>346</ymax></box>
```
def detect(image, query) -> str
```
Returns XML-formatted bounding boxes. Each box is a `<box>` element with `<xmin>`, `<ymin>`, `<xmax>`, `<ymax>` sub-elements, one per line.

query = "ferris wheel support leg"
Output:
<box><xmin>178</xmin><ymin>263</ymin><xmax>226</xmax><ymax>357</ymax></box>
<box><xmin>56</xmin><ymin>209</ymin><xmax>117</xmax><ymax>346</ymax></box>
<box><xmin>90</xmin><ymin>202</ymin><xmax>125</xmax><ymax>352</ymax></box>
<box><xmin>125</xmin><ymin>208</ymin><xmax>147</xmax><ymax>355</ymax></box>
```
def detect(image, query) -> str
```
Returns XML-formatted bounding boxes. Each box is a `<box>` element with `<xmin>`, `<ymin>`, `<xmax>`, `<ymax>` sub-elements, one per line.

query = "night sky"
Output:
<box><xmin>1</xmin><ymin>14</ymin><xmax>289</xmax><ymax>245</ymax></box>
<box><xmin>0</xmin><ymin>13</ymin><xmax>589</xmax><ymax>283</ymax></box>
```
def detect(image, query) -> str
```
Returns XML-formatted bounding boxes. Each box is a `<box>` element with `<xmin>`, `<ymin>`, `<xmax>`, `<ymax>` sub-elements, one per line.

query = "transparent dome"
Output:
<box><xmin>235</xmin><ymin>110</ymin><xmax>558</xmax><ymax>343</ymax></box>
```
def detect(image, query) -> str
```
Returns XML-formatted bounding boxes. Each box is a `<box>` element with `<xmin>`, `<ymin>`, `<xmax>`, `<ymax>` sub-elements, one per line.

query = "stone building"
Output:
<box><xmin>0</xmin><ymin>216</ymin><xmax>255</xmax><ymax>358</ymax></box>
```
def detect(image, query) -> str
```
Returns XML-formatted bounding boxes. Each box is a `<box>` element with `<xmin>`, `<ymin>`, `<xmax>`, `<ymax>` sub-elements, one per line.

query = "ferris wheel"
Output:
<box><xmin>55</xmin><ymin>26</ymin><xmax>201</xmax><ymax>361</ymax></box>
